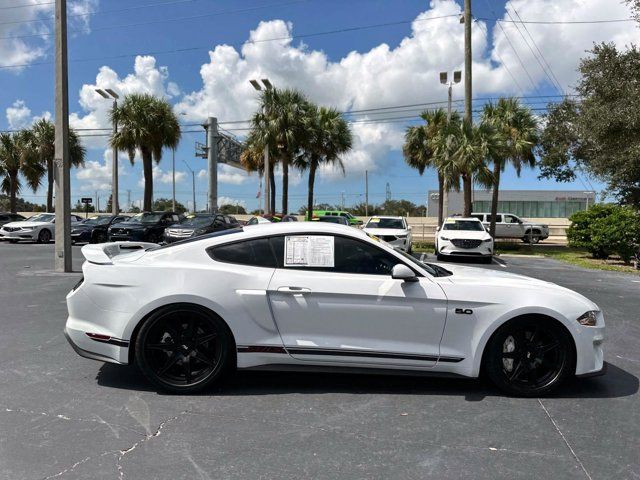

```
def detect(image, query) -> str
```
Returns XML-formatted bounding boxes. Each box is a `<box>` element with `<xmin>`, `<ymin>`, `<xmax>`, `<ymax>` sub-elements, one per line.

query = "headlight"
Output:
<box><xmin>483</xmin><ymin>238</ymin><xmax>493</xmax><ymax>243</ymax></box>
<box><xmin>577</xmin><ymin>310</ymin><xmax>598</xmax><ymax>326</ymax></box>
<box><xmin>440</xmin><ymin>236</ymin><xmax>450</xmax><ymax>241</ymax></box>
<box><xmin>21</xmin><ymin>227</ymin><xmax>34</xmax><ymax>231</ymax></box>
<box><xmin>195</xmin><ymin>229</ymin><xmax>206</xmax><ymax>235</ymax></box>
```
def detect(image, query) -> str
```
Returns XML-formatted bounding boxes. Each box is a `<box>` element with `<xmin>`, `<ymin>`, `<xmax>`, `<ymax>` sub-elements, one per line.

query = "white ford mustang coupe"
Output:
<box><xmin>65</xmin><ymin>222</ymin><xmax>605</xmax><ymax>396</ymax></box>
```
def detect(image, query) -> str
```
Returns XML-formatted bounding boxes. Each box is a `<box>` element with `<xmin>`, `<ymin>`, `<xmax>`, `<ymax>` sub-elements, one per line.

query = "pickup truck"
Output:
<box><xmin>471</xmin><ymin>213</ymin><xmax>549</xmax><ymax>243</ymax></box>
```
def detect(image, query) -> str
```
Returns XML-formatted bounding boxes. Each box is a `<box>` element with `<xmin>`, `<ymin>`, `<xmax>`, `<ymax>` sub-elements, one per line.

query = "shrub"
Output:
<box><xmin>568</xmin><ymin>204</ymin><xmax>640</xmax><ymax>262</ymax></box>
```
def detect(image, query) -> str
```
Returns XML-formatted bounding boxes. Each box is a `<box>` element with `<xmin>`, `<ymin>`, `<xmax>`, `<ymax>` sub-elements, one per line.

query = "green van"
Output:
<box><xmin>312</xmin><ymin>210</ymin><xmax>363</xmax><ymax>226</ymax></box>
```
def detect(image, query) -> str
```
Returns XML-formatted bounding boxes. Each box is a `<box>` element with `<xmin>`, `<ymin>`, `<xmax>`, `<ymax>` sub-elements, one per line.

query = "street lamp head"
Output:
<box><xmin>439</xmin><ymin>72</ymin><xmax>448</xmax><ymax>84</ymax></box>
<box><xmin>95</xmin><ymin>89</ymin><xmax>109</xmax><ymax>99</ymax></box>
<box><xmin>261</xmin><ymin>78</ymin><xmax>273</xmax><ymax>90</ymax></box>
<box><xmin>249</xmin><ymin>79</ymin><xmax>262</xmax><ymax>91</ymax></box>
<box><xmin>105</xmin><ymin>88</ymin><xmax>119</xmax><ymax>99</ymax></box>
<box><xmin>453</xmin><ymin>70</ymin><xmax>462</xmax><ymax>83</ymax></box>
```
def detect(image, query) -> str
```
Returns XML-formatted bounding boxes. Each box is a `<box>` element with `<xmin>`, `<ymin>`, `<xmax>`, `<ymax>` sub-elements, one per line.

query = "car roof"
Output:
<box><xmin>444</xmin><ymin>217</ymin><xmax>482</xmax><ymax>221</ymax></box>
<box><xmin>367</xmin><ymin>215</ymin><xmax>403</xmax><ymax>220</ymax></box>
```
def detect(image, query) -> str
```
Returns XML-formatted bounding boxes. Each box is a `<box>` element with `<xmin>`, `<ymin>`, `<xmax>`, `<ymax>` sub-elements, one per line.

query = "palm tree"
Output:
<box><xmin>482</xmin><ymin>98</ymin><xmax>539</xmax><ymax>237</ymax></box>
<box><xmin>403</xmin><ymin>109</ymin><xmax>457</xmax><ymax>225</ymax></box>
<box><xmin>110</xmin><ymin>94</ymin><xmax>181</xmax><ymax>211</ymax></box>
<box><xmin>240</xmin><ymin>132</ymin><xmax>277</xmax><ymax>213</ymax></box>
<box><xmin>28</xmin><ymin>119</ymin><xmax>86</xmax><ymax>212</ymax></box>
<box><xmin>0</xmin><ymin>131</ymin><xmax>44</xmax><ymax>213</ymax></box>
<box><xmin>247</xmin><ymin>87</ymin><xmax>308</xmax><ymax>214</ymax></box>
<box><xmin>297</xmin><ymin>104</ymin><xmax>352</xmax><ymax>220</ymax></box>
<box><xmin>449</xmin><ymin>118</ymin><xmax>502</xmax><ymax>216</ymax></box>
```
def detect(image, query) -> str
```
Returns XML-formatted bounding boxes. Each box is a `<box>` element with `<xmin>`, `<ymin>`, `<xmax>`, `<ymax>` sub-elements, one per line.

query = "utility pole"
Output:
<box><xmin>206</xmin><ymin>117</ymin><xmax>218</xmax><ymax>213</ymax></box>
<box><xmin>464</xmin><ymin>0</ymin><xmax>472</xmax><ymax>124</ymax></box>
<box><xmin>54</xmin><ymin>0</ymin><xmax>72</xmax><ymax>272</ymax></box>
<box><xmin>365</xmin><ymin>170</ymin><xmax>369</xmax><ymax>217</ymax></box>
<box><xmin>249</xmin><ymin>79</ymin><xmax>273</xmax><ymax>215</ymax></box>
<box><xmin>341</xmin><ymin>191</ymin><xmax>345</xmax><ymax>210</ymax></box>
<box><xmin>439</xmin><ymin>70</ymin><xmax>461</xmax><ymax>222</ymax></box>
<box><xmin>172</xmin><ymin>148</ymin><xmax>176</xmax><ymax>212</ymax></box>
<box><xmin>95</xmin><ymin>89</ymin><xmax>119</xmax><ymax>213</ymax></box>
<box><xmin>95</xmin><ymin>190</ymin><xmax>99</xmax><ymax>212</ymax></box>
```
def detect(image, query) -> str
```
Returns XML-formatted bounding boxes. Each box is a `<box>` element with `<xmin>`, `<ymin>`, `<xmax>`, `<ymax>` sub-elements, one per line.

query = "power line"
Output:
<box><xmin>489</xmin><ymin>17</ymin><xmax>634</xmax><ymax>25</ymax></box>
<box><xmin>0</xmin><ymin>0</ymin><xmax>196</xmax><ymax>27</ymax></box>
<box><xmin>508</xmin><ymin>4</ymin><xmax>564</xmax><ymax>94</ymax></box>
<box><xmin>0</xmin><ymin>1</ymin><xmax>54</xmax><ymax>10</ymax></box>
<box><xmin>0</xmin><ymin>14</ymin><xmax>459</xmax><ymax>69</ymax></box>
<box><xmin>482</xmin><ymin>0</ymin><xmax>541</xmax><ymax>95</ymax></box>
<box><xmin>0</xmin><ymin>0</ymin><xmax>308</xmax><ymax>41</ymax></box>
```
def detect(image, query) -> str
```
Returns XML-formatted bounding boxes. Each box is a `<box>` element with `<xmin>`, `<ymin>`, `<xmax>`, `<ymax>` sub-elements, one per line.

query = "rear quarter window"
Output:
<box><xmin>208</xmin><ymin>238</ymin><xmax>276</xmax><ymax>268</ymax></box>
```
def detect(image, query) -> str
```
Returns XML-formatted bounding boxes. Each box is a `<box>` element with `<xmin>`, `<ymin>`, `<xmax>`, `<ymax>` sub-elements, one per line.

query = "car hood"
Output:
<box><xmin>3</xmin><ymin>221</ymin><xmax>49</xmax><ymax>228</ymax></box>
<box><xmin>439</xmin><ymin>230</ymin><xmax>491</xmax><ymax>240</ymax></box>
<box><xmin>363</xmin><ymin>228</ymin><xmax>409</xmax><ymax>236</ymax></box>
<box><xmin>435</xmin><ymin>263</ymin><xmax>598</xmax><ymax>310</ymax></box>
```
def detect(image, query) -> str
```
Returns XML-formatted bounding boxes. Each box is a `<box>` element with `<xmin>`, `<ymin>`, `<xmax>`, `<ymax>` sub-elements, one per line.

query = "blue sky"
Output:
<box><xmin>1</xmin><ymin>0</ymin><xmax>637</xmax><ymax>212</ymax></box>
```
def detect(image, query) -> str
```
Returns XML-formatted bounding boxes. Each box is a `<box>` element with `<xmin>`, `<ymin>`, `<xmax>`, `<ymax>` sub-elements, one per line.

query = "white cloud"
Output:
<box><xmin>138</xmin><ymin>165</ymin><xmax>186</xmax><ymax>187</ymax></box>
<box><xmin>70</xmin><ymin>55</ymin><xmax>180</xmax><ymax>149</ymax></box>
<box><xmin>0</xmin><ymin>0</ymin><xmax>99</xmax><ymax>72</ymax></box>
<box><xmin>6</xmin><ymin>100</ymin><xmax>31</xmax><ymax>129</ymax></box>
<box><xmin>197</xmin><ymin>169</ymin><xmax>207</xmax><ymax>179</ymax></box>
<box><xmin>76</xmin><ymin>149</ymin><xmax>113</xmax><ymax>191</ymax></box>
<box><xmin>218</xmin><ymin>196</ymin><xmax>246</xmax><ymax>208</ymax></box>
<box><xmin>174</xmin><ymin>0</ymin><xmax>636</xmax><ymax>177</ymax></box>
<box><xmin>196</xmin><ymin>165</ymin><xmax>250</xmax><ymax>185</ymax></box>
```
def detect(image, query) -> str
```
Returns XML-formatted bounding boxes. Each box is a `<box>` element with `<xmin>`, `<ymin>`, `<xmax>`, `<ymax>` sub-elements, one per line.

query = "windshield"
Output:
<box><xmin>26</xmin><ymin>214</ymin><xmax>55</xmax><ymax>223</ymax></box>
<box><xmin>366</xmin><ymin>218</ymin><xmax>404</xmax><ymax>229</ymax></box>
<box><xmin>442</xmin><ymin>220</ymin><xmax>485</xmax><ymax>231</ymax></box>
<box><xmin>126</xmin><ymin>213</ymin><xmax>164</xmax><ymax>224</ymax></box>
<box><xmin>83</xmin><ymin>216</ymin><xmax>112</xmax><ymax>226</ymax></box>
<box><xmin>179</xmin><ymin>216</ymin><xmax>214</xmax><ymax>228</ymax></box>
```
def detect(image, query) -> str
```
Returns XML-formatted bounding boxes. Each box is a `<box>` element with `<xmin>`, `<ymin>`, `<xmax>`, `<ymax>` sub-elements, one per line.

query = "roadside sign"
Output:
<box><xmin>81</xmin><ymin>197</ymin><xmax>92</xmax><ymax>204</ymax></box>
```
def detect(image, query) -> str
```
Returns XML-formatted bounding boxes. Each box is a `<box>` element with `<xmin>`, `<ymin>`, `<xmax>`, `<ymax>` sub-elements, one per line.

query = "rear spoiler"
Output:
<box><xmin>81</xmin><ymin>242</ymin><xmax>158</xmax><ymax>265</ymax></box>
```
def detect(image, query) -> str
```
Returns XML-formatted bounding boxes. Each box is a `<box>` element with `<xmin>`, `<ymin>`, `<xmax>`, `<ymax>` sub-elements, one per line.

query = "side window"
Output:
<box><xmin>470</xmin><ymin>214</ymin><xmax>483</xmax><ymax>221</ymax></box>
<box><xmin>487</xmin><ymin>214</ymin><xmax>502</xmax><ymax>223</ymax></box>
<box><xmin>269</xmin><ymin>235</ymin><xmax>402</xmax><ymax>275</ymax></box>
<box><xmin>214</xmin><ymin>216</ymin><xmax>225</xmax><ymax>228</ymax></box>
<box><xmin>208</xmin><ymin>238</ymin><xmax>276</xmax><ymax>268</ymax></box>
<box><xmin>339</xmin><ymin>212</ymin><xmax>348</xmax><ymax>217</ymax></box>
<box><xmin>504</xmin><ymin>215</ymin><xmax>519</xmax><ymax>224</ymax></box>
<box><xmin>0</xmin><ymin>216</ymin><xmax>7</xmax><ymax>222</ymax></box>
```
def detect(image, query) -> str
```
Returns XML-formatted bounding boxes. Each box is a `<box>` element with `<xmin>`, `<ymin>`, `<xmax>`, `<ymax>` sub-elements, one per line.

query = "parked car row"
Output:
<box><xmin>0</xmin><ymin>213</ymin><xmax>84</xmax><ymax>243</ymax></box>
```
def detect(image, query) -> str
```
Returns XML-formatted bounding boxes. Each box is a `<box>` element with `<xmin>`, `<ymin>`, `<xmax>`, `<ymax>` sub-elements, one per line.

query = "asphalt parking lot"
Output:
<box><xmin>0</xmin><ymin>242</ymin><xmax>638</xmax><ymax>480</ymax></box>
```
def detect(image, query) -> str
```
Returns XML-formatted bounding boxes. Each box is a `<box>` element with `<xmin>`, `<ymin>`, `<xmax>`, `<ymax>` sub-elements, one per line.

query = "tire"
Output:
<box><xmin>37</xmin><ymin>229</ymin><xmax>52</xmax><ymax>244</ymax></box>
<box><xmin>484</xmin><ymin>316</ymin><xmax>575</xmax><ymax>397</ymax></box>
<box><xmin>523</xmin><ymin>231</ymin><xmax>541</xmax><ymax>244</ymax></box>
<box><xmin>407</xmin><ymin>245</ymin><xmax>413</xmax><ymax>255</ymax></box>
<box><xmin>482</xmin><ymin>256</ymin><xmax>493</xmax><ymax>264</ymax></box>
<box><xmin>146</xmin><ymin>232</ymin><xmax>161</xmax><ymax>244</ymax></box>
<box><xmin>135</xmin><ymin>305</ymin><xmax>234</xmax><ymax>393</ymax></box>
<box><xmin>436</xmin><ymin>253</ymin><xmax>445</xmax><ymax>261</ymax></box>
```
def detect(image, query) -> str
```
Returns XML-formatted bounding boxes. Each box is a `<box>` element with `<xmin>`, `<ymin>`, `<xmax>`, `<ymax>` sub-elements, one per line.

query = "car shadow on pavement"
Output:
<box><xmin>96</xmin><ymin>361</ymin><xmax>638</xmax><ymax>400</ymax></box>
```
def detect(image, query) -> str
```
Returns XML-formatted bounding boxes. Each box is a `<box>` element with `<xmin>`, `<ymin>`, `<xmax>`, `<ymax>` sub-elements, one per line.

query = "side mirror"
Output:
<box><xmin>391</xmin><ymin>264</ymin><xmax>418</xmax><ymax>282</ymax></box>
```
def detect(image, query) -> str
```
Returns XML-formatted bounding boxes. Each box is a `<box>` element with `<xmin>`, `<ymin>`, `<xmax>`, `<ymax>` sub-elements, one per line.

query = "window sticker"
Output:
<box><xmin>369</xmin><ymin>217</ymin><xmax>380</xmax><ymax>223</ymax></box>
<box><xmin>284</xmin><ymin>235</ymin><xmax>334</xmax><ymax>267</ymax></box>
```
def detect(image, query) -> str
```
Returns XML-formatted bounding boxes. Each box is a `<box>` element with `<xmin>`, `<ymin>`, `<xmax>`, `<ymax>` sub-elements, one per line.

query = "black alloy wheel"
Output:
<box><xmin>135</xmin><ymin>305</ymin><xmax>232</xmax><ymax>393</ymax></box>
<box><xmin>38</xmin><ymin>229</ymin><xmax>52</xmax><ymax>244</ymax></box>
<box><xmin>91</xmin><ymin>230</ymin><xmax>107</xmax><ymax>244</ymax></box>
<box><xmin>485</xmin><ymin>317</ymin><xmax>574</xmax><ymax>397</ymax></box>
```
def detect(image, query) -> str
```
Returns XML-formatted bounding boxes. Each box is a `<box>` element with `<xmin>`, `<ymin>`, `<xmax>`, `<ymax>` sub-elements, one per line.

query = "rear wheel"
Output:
<box><xmin>485</xmin><ymin>317</ymin><xmax>575</xmax><ymax>397</ymax></box>
<box><xmin>523</xmin><ymin>231</ymin><xmax>541</xmax><ymax>244</ymax></box>
<box><xmin>91</xmin><ymin>230</ymin><xmax>107</xmax><ymax>243</ymax></box>
<box><xmin>37</xmin><ymin>229</ymin><xmax>51</xmax><ymax>244</ymax></box>
<box><xmin>135</xmin><ymin>305</ymin><xmax>233</xmax><ymax>393</ymax></box>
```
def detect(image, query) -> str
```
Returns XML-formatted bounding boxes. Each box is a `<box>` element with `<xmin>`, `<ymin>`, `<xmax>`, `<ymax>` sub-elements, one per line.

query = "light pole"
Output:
<box><xmin>249</xmin><ymin>78</ymin><xmax>273</xmax><ymax>215</ymax></box>
<box><xmin>95</xmin><ymin>88</ymin><xmax>120</xmax><ymax>214</ymax></box>
<box><xmin>182</xmin><ymin>159</ymin><xmax>196</xmax><ymax>213</ymax></box>
<box><xmin>439</xmin><ymin>71</ymin><xmax>461</xmax><ymax>220</ymax></box>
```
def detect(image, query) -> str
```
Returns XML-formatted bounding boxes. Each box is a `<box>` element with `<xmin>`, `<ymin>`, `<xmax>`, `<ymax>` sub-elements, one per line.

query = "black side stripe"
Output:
<box><xmin>237</xmin><ymin>345</ymin><xmax>463</xmax><ymax>363</ymax></box>
<box><xmin>88</xmin><ymin>337</ymin><xmax>129</xmax><ymax>347</ymax></box>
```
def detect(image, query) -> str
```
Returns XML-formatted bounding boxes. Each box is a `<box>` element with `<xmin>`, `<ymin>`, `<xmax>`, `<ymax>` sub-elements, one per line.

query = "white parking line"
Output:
<box><xmin>492</xmin><ymin>257</ymin><xmax>508</xmax><ymax>268</ymax></box>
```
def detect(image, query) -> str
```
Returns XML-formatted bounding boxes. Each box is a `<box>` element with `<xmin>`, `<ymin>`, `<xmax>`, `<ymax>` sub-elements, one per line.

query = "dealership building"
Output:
<box><xmin>427</xmin><ymin>190</ymin><xmax>597</xmax><ymax>219</ymax></box>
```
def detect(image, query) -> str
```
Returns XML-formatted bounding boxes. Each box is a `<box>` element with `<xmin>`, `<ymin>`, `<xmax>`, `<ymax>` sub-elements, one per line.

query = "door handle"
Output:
<box><xmin>277</xmin><ymin>286</ymin><xmax>311</xmax><ymax>293</ymax></box>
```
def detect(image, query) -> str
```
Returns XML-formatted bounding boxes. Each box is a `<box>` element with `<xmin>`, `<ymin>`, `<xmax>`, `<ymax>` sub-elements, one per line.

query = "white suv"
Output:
<box><xmin>435</xmin><ymin>217</ymin><xmax>493</xmax><ymax>263</ymax></box>
<box><xmin>362</xmin><ymin>216</ymin><xmax>412</xmax><ymax>253</ymax></box>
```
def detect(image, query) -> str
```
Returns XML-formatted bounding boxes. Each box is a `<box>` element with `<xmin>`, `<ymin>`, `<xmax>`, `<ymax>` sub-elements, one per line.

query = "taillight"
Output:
<box><xmin>71</xmin><ymin>277</ymin><xmax>84</xmax><ymax>292</ymax></box>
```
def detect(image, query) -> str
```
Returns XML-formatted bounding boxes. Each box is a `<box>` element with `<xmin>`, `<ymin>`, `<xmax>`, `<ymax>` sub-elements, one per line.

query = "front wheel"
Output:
<box><xmin>135</xmin><ymin>305</ymin><xmax>234</xmax><ymax>393</ymax></box>
<box><xmin>484</xmin><ymin>317</ymin><xmax>575</xmax><ymax>397</ymax></box>
<box><xmin>37</xmin><ymin>229</ymin><xmax>51</xmax><ymax>244</ymax></box>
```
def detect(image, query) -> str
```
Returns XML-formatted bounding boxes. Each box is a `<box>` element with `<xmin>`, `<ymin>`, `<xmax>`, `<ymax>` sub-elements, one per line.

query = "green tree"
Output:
<box><xmin>298</xmin><ymin>104</ymin><xmax>352</xmax><ymax>220</ymax></box>
<box><xmin>245</xmin><ymin>87</ymin><xmax>309</xmax><ymax>214</ymax></box>
<box><xmin>0</xmin><ymin>131</ymin><xmax>44</xmax><ymax>213</ymax></box>
<box><xmin>379</xmin><ymin>199</ymin><xmax>424</xmax><ymax>216</ymax></box>
<box><xmin>28</xmin><ymin>119</ymin><xmax>85</xmax><ymax>212</ymax></box>
<box><xmin>482</xmin><ymin>98</ymin><xmax>538</xmax><ymax>237</ymax></box>
<box><xmin>153</xmin><ymin>197</ymin><xmax>187</xmax><ymax>213</ymax></box>
<box><xmin>349</xmin><ymin>202</ymin><xmax>378</xmax><ymax>216</ymax></box>
<box><xmin>110</xmin><ymin>94</ymin><xmax>181</xmax><ymax>211</ymax></box>
<box><xmin>219</xmin><ymin>204</ymin><xmax>247</xmax><ymax>214</ymax></box>
<box><xmin>449</xmin><ymin>118</ymin><xmax>501</xmax><ymax>216</ymax></box>
<box><xmin>539</xmin><ymin>43</ymin><xmax>640</xmax><ymax>206</ymax></box>
<box><xmin>240</xmin><ymin>133</ymin><xmax>277</xmax><ymax>214</ymax></box>
<box><xmin>403</xmin><ymin>109</ymin><xmax>450</xmax><ymax>225</ymax></box>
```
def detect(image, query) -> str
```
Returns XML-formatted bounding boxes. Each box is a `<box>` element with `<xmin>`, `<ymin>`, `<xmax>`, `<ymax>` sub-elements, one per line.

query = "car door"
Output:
<box><xmin>503</xmin><ymin>214</ymin><xmax>525</xmax><ymax>237</ymax></box>
<box><xmin>266</xmin><ymin>234</ymin><xmax>448</xmax><ymax>367</ymax></box>
<box><xmin>489</xmin><ymin>214</ymin><xmax>504</xmax><ymax>236</ymax></box>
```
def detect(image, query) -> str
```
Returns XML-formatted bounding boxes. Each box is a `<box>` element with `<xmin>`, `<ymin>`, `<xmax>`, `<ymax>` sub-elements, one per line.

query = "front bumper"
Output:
<box><xmin>71</xmin><ymin>230</ymin><xmax>91</xmax><ymax>243</ymax></box>
<box><xmin>109</xmin><ymin>230</ymin><xmax>147</xmax><ymax>242</ymax></box>
<box><xmin>438</xmin><ymin>240</ymin><xmax>493</xmax><ymax>257</ymax></box>
<box><xmin>164</xmin><ymin>233</ymin><xmax>194</xmax><ymax>243</ymax></box>
<box><xmin>574</xmin><ymin>318</ymin><xmax>606</xmax><ymax>377</ymax></box>
<box><xmin>0</xmin><ymin>230</ymin><xmax>36</xmax><ymax>241</ymax></box>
